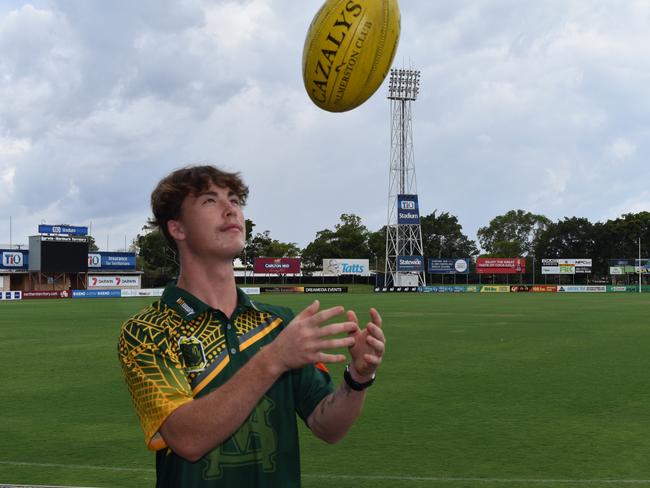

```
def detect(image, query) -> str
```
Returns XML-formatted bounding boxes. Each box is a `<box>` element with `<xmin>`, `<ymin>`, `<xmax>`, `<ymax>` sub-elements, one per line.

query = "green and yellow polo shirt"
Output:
<box><xmin>118</xmin><ymin>285</ymin><xmax>334</xmax><ymax>487</ymax></box>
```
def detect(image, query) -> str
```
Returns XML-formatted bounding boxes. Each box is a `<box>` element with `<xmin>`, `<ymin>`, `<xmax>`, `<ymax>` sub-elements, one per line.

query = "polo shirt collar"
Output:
<box><xmin>162</xmin><ymin>283</ymin><xmax>255</xmax><ymax>322</ymax></box>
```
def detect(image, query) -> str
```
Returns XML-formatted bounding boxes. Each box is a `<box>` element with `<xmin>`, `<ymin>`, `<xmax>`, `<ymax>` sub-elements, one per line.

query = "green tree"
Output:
<box><xmin>593</xmin><ymin>211</ymin><xmax>650</xmax><ymax>277</ymax></box>
<box><xmin>87</xmin><ymin>235</ymin><xmax>99</xmax><ymax>252</ymax></box>
<box><xmin>133</xmin><ymin>226</ymin><xmax>179</xmax><ymax>287</ymax></box>
<box><xmin>243</xmin><ymin>230</ymin><xmax>300</xmax><ymax>267</ymax></box>
<box><xmin>420</xmin><ymin>210</ymin><xmax>479</xmax><ymax>259</ymax></box>
<box><xmin>477</xmin><ymin>209</ymin><xmax>550</xmax><ymax>256</ymax></box>
<box><xmin>301</xmin><ymin>214</ymin><xmax>370</xmax><ymax>270</ymax></box>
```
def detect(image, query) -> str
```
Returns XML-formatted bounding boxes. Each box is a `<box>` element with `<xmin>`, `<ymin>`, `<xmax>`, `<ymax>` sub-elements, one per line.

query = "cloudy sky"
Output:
<box><xmin>1</xmin><ymin>0</ymin><xmax>649</xmax><ymax>251</ymax></box>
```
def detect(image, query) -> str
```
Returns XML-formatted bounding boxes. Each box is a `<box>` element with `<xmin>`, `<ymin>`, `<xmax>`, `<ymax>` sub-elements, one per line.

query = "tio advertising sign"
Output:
<box><xmin>397</xmin><ymin>255</ymin><xmax>424</xmax><ymax>272</ymax></box>
<box><xmin>1</xmin><ymin>251</ymin><xmax>28</xmax><ymax>269</ymax></box>
<box><xmin>427</xmin><ymin>258</ymin><xmax>470</xmax><ymax>274</ymax></box>
<box><xmin>476</xmin><ymin>258</ymin><xmax>526</xmax><ymax>274</ymax></box>
<box><xmin>254</xmin><ymin>257</ymin><xmax>301</xmax><ymax>274</ymax></box>
<box><xmin>397</xmin><ymin>195</ymin><xmax>420</xmax><ymax>224</ymax></box>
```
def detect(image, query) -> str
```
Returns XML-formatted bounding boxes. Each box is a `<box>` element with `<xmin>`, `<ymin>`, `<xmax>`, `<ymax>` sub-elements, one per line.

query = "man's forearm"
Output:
<box><xmin>159</xmin><ymin>346</ymin><xmax>283</xmax><ymax>462</ymax></box>
<box><xmin>308</xmin><ymin>381</ymin><xmax>367</xmax><ymax>444</ymax></box>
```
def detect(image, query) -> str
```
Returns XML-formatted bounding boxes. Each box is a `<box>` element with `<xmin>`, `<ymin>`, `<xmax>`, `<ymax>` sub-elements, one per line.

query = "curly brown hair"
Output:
<box><xmin>150</xmin><ymin>165</ymin><xmax>249</xmax><ymax>251</ymax></box>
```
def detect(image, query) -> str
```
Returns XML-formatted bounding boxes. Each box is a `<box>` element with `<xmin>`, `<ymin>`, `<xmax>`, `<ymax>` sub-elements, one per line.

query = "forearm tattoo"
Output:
<box><xmin>319</xmin><ymin>383</ymin><xmax>353</xmax><ymax>417</ymax></box>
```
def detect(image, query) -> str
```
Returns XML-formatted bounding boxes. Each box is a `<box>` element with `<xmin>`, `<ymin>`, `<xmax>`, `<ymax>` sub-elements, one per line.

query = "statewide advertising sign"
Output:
<box><xmin>476</xmin><ymin>258</ymin><xmax>526</xmax><ymax>274</ymax></box>
<box><xmin>88</xmin><ymin>275</ymin><xmax>141</xmax><ymax>288</ymax></box>
<box><xmin>397</xmin><ymin>255</ymin><xmax>424</xmax><ymax>272</ymax></box>
<box><xmin>427</xmin><ymin>258</ymin><xmax>470</xmax><ymax>274</ymax></box>
<box><xmin>1</xmin><ymin>250</ymin><xmax>28</xmax><ymax>269</ymax></box>
<box><xmin>397</xmin><ymin>194</ymin><xmax>420</xmax><ymax>224</ymax></box>
<box><xmin>38</xmin><ymin>224</ymin><xmax>88</xmax><ymax>236</ymax></box>
<box><xmin>322</xmin><ymin>259</ymin><xmax>370</xmax><ymax>276</ymax></box>
<box><xmin>254</xmin><ymin>258</ymin><xmax>301</xmax><ymax>274</ymax></box>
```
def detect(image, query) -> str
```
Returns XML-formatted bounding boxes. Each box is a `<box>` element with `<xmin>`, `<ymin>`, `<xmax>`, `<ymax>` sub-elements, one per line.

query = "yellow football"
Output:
<box><xmin>302</xmin><ymin>0</ymin><xmax>401</xmax><ymax>112</ymax></box>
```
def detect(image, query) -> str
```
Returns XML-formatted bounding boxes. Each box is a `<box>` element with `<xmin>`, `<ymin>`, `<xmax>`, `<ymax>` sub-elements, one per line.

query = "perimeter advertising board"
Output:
<box><xmin>397</xmin><ymin>195</ymin><xmax>420</xmax><ymax>224</ymax></box>
<box><xmin>88</xmin><ymin>275</ymin><xmax>141</xmax><ymax>288</ymax></box>
<box><xmin>397</xmin><ymin>256</ymin><xmax>424</xmax><ymax>272</ymax></box>
<box><xmin>0</xmin><ymin>291</ymin><xmax>22</xmax><ymax>300</ymax></box>
<box><xmin>322</xmin><ymin>259</ymin><xmax>370</xmax><ymax>276</ymax></box>
<box><xmin>476</xmin><ymin>258</ymin><xmax>525</xmax><ymax>274</ymax></box>
<box><xmin>427</xmin><ymin>258</ymin><xmax>470</xmax><ymax>274</ymax></box>
<box><xmin>253</xmin><ymin>258</ymin><xmax>301</xmax><ymax>274</ymax></box>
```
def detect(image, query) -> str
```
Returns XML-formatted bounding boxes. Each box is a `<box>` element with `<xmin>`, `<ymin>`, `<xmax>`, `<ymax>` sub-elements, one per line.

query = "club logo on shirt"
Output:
<box><xmin>178</xmin><ymin>336</ymin><xmax>207</xmax><ymax>373</ymax></box>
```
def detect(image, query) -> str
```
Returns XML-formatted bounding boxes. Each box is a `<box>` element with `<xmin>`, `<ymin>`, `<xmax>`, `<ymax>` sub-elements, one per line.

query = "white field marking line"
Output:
<box><xmin>0</xmin><ymin>485</ymin><xmax>100</xmax><ymax>488</ymax></box>
<box><xmin>0</xmin><ymin>461</ymin><xmax>151</xmax><ymax>474</ymax></box>
<box><xmin>304</xmin><ymin>474</ymin><xmax>650</xmax><ymax>484</ymax></box>
<box><xmin>2</xmin><ymin>463</ymin><xmax>650</xmax><ymax>485</ymax></box>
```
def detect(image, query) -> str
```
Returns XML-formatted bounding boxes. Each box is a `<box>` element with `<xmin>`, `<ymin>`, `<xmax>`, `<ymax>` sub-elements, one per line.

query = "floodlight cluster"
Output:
<box><xmin>387</xmin><ymin>69</ymin><xmax>421</xmax><ymax>100</ymax></box>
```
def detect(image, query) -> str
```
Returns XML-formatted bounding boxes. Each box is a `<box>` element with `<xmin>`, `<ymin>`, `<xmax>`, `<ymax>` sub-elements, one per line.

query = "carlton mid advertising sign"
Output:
<box><xmin>254</xmin><ymin>258</ymin><xmax>301</xmax><ymax>274</ymax></box>
<box><xmin>322</xmin><ymin>259</ymin><xmax>370</xmax><ymax>276</ymax></box>
<box><xmin>397</xmin><ymin>194</ymin><xmax>420</xmax><ymax>224</ymax></box>
<box><xmin>476</xmin><ymin>258</ymin><xmax>526</xmax><ymax>274</ymax></box>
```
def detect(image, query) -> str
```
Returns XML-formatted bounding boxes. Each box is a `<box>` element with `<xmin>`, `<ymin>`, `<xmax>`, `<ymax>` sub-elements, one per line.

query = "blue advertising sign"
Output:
<box><xmin>397</xmin><ymin>255</ymin><xmax>424</xmax><ymax>272</ymax></box>
<box><xmin>397</xmin><ymin>194</ymin><xmax>420</xmax><ymax>224</ymax></box>
<box><xmin>88</xmin><ymin>252</ymin><xmax>136</xmax><ymax>270</ymax></box>
<box><xmin>428</xmin><ymin>258</ymin><xmax>470</xmax><ymax>274</ymax></box>
<box><xmin>39</xmin><ymin>224</ymin><xmax>88</xmax><ymax>236</ymax></box>
<box><xmin>72</xmin><ymin>289</ymin><xmax>122</xmax><ymax>299</ymax></box>
<box><xmin>0</xmin><ymin>250</ymin><xmax>29</xmax><ymax>269</ymax></box>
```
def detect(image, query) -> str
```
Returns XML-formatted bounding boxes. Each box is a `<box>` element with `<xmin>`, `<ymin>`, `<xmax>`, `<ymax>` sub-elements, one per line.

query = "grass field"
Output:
<box><xmin>1</xmin><ymin>292</ymin><xmax>650</xmax><ymax>488</ymax></box>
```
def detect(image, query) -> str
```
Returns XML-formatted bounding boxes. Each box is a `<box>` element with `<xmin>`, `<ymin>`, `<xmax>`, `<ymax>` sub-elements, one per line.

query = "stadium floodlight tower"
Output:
<box><xmin>384</xmin><ymin>68</ymin><xmax>426</xmax><ymax>288</ymax></box>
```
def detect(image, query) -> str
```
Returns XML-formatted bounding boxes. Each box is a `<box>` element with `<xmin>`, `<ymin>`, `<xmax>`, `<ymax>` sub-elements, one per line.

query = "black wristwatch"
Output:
<box><xmin>343</xmin><ymin>364</ymin><xmax>376</xmax><ymax>391</ymax></box>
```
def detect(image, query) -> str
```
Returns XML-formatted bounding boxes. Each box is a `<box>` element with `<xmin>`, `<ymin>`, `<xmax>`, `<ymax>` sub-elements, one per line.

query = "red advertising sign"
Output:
<box><xmin>476</xmin><ymin>258</ymin><xmax>526</xmax><ymax>274</ymax></box>
<box><xmin>254</xmin><ymin>258</ymin><xmax>301</xmax><ymax>274</ymax></box>
<box><xmin>22</xmin><ymin>290</ymin><xmax>70</xmax><ymax>299</ymax></box>
<box><xmin>531</xmin><ymin>285</ymin><xmax>557</xmax><ymax>293</ymax></box>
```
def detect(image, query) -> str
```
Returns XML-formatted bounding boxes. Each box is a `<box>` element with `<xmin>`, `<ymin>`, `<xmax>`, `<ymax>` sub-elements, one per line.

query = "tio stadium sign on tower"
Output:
<box><xmin>476</xmin><ymin>258</ymin><xmax>526</xmax><ymax>274</ymax></box>
<box><xmin>253</xmin><ymin>258</ymin><xmax>301</xmax><ymax>274</ymax></box>
<box><xmin>397</xmin><ymin>195</ymin><xmax>420</xmax><ymax>224</ymax></box>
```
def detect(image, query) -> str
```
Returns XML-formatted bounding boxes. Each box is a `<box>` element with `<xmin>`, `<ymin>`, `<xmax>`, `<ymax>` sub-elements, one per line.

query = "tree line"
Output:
<box><xmin>133</xmin><ymin>210</ymin><xmax>650</xmax><ymax>286</ymax></box>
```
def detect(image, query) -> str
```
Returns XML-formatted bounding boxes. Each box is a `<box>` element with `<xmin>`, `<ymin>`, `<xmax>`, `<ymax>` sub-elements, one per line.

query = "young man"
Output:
<box><xmin>118</xmin><ymin>165</ymin><xmax>385</xmax><ymax>487</ymax></box>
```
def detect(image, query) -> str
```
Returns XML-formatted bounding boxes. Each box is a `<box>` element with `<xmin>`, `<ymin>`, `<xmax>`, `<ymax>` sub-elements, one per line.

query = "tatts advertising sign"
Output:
<box><xmin>476</xmin><ymin>258</ymin><xmax>526</xmax><ymax>274</ymax></box>
<box><xmin>254</xmin><ymin>258</ymin><xmax>301</xmax><ymax>274</ymax></box>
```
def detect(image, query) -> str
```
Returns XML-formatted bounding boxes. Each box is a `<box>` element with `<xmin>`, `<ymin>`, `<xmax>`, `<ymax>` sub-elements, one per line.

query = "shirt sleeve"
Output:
<box><xmin>293</xmin><ymin>363</ymin><xmax>335</xmax><ymax>423</ymax></box>
<box><xmin>118</xmin><ymin>320</ymin><xmax>193</xmax><ymax>451</ymax></box>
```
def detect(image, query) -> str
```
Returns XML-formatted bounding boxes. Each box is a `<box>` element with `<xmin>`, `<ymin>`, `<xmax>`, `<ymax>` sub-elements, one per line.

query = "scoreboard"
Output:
<box><xmin>29</xmin><ymin>236</ymin><xmax>89</xmax><ymax>273</ymax></box>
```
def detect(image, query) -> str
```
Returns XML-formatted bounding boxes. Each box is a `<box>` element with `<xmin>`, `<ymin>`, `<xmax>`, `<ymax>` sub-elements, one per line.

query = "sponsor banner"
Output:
<box><xmin>88</xmin><ymin>252</ymin><xmax>136</xmax><ymax>269</ymax></box>
<box><xmin>557</xmin><ymin>285</ymin><xmax>606</xmax><ymax>293</ymax></box>
<box><xmin>261</xmin><ymin>286</ymin><xmax>304</xmax><ymax>293</ymax></box>
<box><xmin>559</xmin><ymin>263</ymin><xmax>575</xmax><ymax>274</ymax></box>
<box><xmin>531</xmin><ymin>285</ymin><xmax>558</xmax><ymax>293</ymax></box>
<box><xmin>397</xmin><ymin>255</ymin><xmax>424</xmax><ymax>272</ymax></box>
<box><xmin>304</xmin><ymin>287</ymin><xmax>348</xmax><ymax>294</ymax></box>
<box><xmin>240</xmin><ymin>287</ymin><xmax>261</xmax><ymax>296</ymax></box>
<box><xmin>373</xmin><ymin>287</ymin><xmax>419</xmax><ymax>293</ymax></box>
<box><xmin>420</xmin><ymin>286</ymin><xmax>467</xmax><ymax>293</ymax></box>
<box><xmin>476</xmin><ymin>258</ymin><xmax>526</xmax><ymax>274</ymax></box>
<box><xmin>542</xmin><ymin>259</ymin><xmax>558</xmax><ymax>266</ymax></box>
<box><xmin>120</xmin><ymin>288</ymin><xmax>164</xmax><ymax>298</ymax></box>
<box><xmin>542</xmin><ymin>266</ymin><xmax>559</xmax><ymax>274</ymax></box>
<box><xmin>542</xmin><ymin>258</ymin><xmax>591</xmax><ymax>274</ymax></box>
<box><xmin>88</xmin><ymin>275</ymin><xmax>141</xmax><ymax>288</ymax></box>
<box><xmin>610</xmin><ymin>258</ymin><xmax>633</xmax><ymax>266</ymax></box>
<box><xmin>480</xmin><ymin>285</ymin><xmax>511</xmax><ymax>293</ymax></box>
<box><xmin>1</xmin><ymin>250</ymin><xmax>28</xmax><ymax>269</ymax></box>
<box><xmin>254</xmin><ymin>258</ymin><xmax>301</xmax><ymax>274</ymax></box>
<box><xmin>397</xmin><ymin>194</ymin><xmax>420</xmax><ymax>224</ymax></box>
<box><xmin>465</xmin><ymin>285</ymin><xmax>480</xmax><ymax>293</ymax></box>
<box><xmin>609</xmin><ymin>266</ymin><xmax>626</xmax><ymax>275</ymax></box>
<box><xmin>608</xmin><ymin>286</ymin><xmax>630</xmax><ymax>293</ymax></box>
<box><xmin>510</xmin><ymin>285</ymin><xmax>531</xmax><ymax>293</ymax></box>
<box><xmin>0</xmin><ymin>291</ymin><xmax>22</xmax><ymax>301</ymax></box>
<box><xmin>23</xmin><ymin>290</ymin><xmax>70</xmax><ymax>299</ymax></box>
<box><xmin>427</xmin><ymin>258</ymin><xmax>470</xmax><ymax>275</ymax></box>
<box><xmin>39</xmin><ymin>224</ymin><xmax>88</xmax><ymax>236</ymax></box>
<box><xmin>322</xmin><ymin>259</ymin><xmax>370</xmax><ymax>276</ymax></box>
<box><xmin>72</xmin><ymin>289</ymin><xmax>122</xmax><ymax>298</ymax></box>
